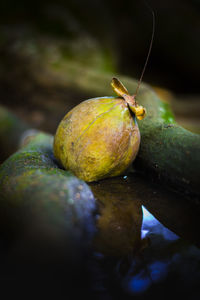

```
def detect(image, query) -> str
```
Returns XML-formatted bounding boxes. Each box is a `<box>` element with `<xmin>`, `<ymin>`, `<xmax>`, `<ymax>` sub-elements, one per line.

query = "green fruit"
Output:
<box><xmin>53</xmin><ymin>78</ymin><xmax>146</xmax><ymax>182</ymax></box>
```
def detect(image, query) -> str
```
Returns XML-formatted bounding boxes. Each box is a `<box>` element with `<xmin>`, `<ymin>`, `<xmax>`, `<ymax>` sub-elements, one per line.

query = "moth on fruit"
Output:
<box><xmin>53</xmin><ymin>9</ymin><xmax>155</xmax><ymax>182</ymax></box>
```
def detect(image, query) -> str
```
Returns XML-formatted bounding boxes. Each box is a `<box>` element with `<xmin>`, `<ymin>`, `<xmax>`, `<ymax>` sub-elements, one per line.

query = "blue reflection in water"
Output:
<box><xmin>148</xmin><ymin>261</ymin><xmax>168</xmax><ymax>282</ymax></box>
<box><xmin>126</xmin><ymin>206</ymin><xmax>179</xmax><ymax>295</ymax></box>
<box><xmin>141</xmin><ymin>206</ymin><xmax>179</xmax><ymax>241</ymax></box>
<box><xmin>124</xmin><ymin>206</ymin><xmax>200</xmax><ymax>297</ymax></box>
<box><xmin>128</xmin><ymin>271</ymin><xmax>151</xmax><ymax>294</ymax></box>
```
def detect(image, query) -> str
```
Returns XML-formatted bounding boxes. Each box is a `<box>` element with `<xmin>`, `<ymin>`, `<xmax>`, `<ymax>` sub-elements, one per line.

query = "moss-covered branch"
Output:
<box><xmin>135</xmin><ymin>89</ymin><xmax>200</xmax><ymax>197</ymax></box>
<box><xmin>0</xmin><ymin>132</ymin><xmax>96</xmax><ymax>266</ymax></box>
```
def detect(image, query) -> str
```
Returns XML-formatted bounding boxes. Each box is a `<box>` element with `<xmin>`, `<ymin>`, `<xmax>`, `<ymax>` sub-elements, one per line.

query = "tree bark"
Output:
<box><xmin>0</xmin><ymin>131</ymin><xmax>96</xmax><ymax>263</ymax></box>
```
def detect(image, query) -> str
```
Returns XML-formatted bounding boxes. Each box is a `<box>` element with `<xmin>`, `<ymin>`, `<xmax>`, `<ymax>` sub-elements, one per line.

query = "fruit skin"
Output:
<box><xmin>54</xmin><ymin>96</ymin><xmax>140</xmax><ymax>182</ymax></box>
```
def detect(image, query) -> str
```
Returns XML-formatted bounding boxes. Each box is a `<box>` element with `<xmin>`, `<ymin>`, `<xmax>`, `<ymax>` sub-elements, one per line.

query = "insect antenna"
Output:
<box><xmin>134</xmin><ymin>4</ymin><xmax>155</xmax><ymax>98</ymax></box>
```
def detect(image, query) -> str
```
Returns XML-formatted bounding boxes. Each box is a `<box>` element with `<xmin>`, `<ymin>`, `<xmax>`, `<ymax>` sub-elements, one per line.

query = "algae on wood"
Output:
<box><xmin>0</xmin><ymin>132</ymin><xmax>96</xmax><ymax>263</ymax></box>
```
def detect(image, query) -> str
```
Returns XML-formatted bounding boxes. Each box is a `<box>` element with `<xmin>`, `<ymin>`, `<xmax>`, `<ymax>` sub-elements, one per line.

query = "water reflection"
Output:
<box><xmin>123</xmin><ymin>205</ymin><xmax>200</xmax><ymax>297</ymax></box>
<box><xmin>124</xmin><ymin>206</ymin><xmax>177</xmax><ymax>294</ymax></box>
<box><xmin>141</xmin><ymin>206</ymin><xmax>179</xmax><ymax>241</ymax></box>
<box><xmin>91</xmin><ymin>181</ymin><xmax>144</xmax><ymax>257</ymax></box>
<box><xmin>90</xmin><ymin>174</ymin><xmax>200</xmax><ymax>298</ymax></box>
<box><xmin>90</xmin><ymin>173</ymin><xmax>200</xmax><ymax>252</ymax></box>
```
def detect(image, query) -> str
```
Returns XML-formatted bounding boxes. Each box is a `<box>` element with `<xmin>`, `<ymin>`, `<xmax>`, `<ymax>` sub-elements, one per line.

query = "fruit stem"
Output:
<box><xmin>111</xmin><ymin>77</ymin><xmax>146</xmax><ymax>120</ymax></box>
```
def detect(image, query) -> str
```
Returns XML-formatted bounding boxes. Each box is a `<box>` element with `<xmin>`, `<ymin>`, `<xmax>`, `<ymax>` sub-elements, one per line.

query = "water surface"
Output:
<box><xmin>90</xmin><ymin>174</ymin><xmax>200</xmax><ymax>299</ymax></box>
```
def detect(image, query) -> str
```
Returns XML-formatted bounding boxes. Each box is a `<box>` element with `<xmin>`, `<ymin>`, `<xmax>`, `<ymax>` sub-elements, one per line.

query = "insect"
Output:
<box><xmin>53</xmin><ymin>7</ymin><xmax>155</xmax><ymax>182</ymax></box>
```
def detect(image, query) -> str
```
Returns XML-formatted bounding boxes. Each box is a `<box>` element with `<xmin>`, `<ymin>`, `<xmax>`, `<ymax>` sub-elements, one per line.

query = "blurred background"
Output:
<box><xmin>0</xmin><ymin>2</ymin><xmax>200</xmax><ymax>298</ymax></box>
<box><xmin>0</xmin><ymin>0</ymin><xmax>200</xmax><ymax>133</ymax></box>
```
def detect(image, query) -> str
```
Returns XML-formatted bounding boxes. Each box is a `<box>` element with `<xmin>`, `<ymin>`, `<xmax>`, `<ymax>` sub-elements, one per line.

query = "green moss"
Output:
<box><xmin>0</xmin><ymin>132</ymin><xmax>97</xmax><ymax>258</ymax></box>
<box><xmin>158</xmin><ymin>101</ymin><xmax>176</xmax><ymax>124</ymax></box>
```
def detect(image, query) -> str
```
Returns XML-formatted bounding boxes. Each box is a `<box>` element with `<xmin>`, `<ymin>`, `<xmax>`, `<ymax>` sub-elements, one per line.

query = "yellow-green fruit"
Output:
<box><xmin>53</xmin><ymin>96</ymin><xmax>140</xmax><ymax>182</ymax></box>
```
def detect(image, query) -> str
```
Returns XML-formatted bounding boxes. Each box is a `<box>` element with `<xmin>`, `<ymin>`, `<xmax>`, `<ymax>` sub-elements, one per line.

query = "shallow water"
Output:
<box><xmin>89</xmin><ymin>174</ymin><xmax>200</xmax><ymax>299</ymax></box>
<box><xmin>122</xmin><ymin>205</ymin><xmax>200</xmax><ymax>298</ymax></box>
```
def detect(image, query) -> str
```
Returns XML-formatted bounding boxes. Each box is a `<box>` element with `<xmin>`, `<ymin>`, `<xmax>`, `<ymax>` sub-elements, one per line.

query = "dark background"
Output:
<box><xmin>0</xmin><ymin>0</ymin><xmax>200</xmax><ymax>93</ymax></box>
<box><xmin>0</xmin><ymin>0</ymin><xmax>200</xmax><ymax>135</ymax></box>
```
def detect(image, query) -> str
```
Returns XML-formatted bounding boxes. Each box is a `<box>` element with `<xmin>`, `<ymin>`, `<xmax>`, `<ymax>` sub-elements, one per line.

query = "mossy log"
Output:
<box><xmin>0</xmin><ymin>127</ymin><xmax>99</xmax><ymax>296</ymax></box>
<box><xmin>135</xmin><ymin>88</ymin><xmax>200</xmax><ymax>198</ymax></box>
<box><xmin>0</xmin><ymin>132</ymin><xmax>96</xmax><ymax>263</ymax></box>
